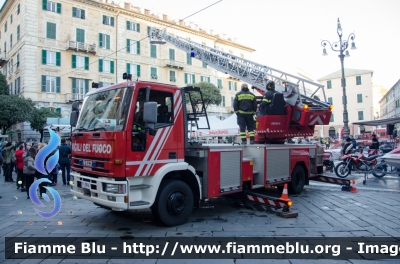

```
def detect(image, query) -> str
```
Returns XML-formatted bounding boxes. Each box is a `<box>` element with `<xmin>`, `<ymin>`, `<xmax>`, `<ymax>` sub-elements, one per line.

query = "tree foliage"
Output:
<box><xmin>0</xmin><ymin>95</ymin><xmax>35</xmax><ymax>134</ymax></box>
<box><xmin>29</xmin><ymin>107</ymin><xmax>62</xmax><ymax>142</ymax></box>
<box><xmin>0</xmin><ymin>73</ymin><xmax>8</xmax><ymax>95</ymax></box>
<box><xmin>186</xmin><ymin>82</ymin><xmax>222</xmax><ymax>109</ymax></box>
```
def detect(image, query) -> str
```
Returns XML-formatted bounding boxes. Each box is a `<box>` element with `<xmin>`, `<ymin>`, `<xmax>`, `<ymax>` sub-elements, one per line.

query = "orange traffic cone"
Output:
<box><xmin>350</xmin><ymin>180</ymin><xmax>357</xmax><ymax>193</ymax></box>
<box><xmin>279</xmin><ymin>183</ymin><xmax>290</xmax><ymax>201</ymax></box>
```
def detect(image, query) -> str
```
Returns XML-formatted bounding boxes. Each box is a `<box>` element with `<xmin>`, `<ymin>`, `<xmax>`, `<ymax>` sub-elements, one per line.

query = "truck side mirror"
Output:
<box><xmin>143</xmin><ymin>102</ymin><xmax>157</xmax><ymax>124</ymax></box>
<box><xmin>70</xmin><ymin>111</ymin><xmax>78</xmax><ymax>127</ymax></box>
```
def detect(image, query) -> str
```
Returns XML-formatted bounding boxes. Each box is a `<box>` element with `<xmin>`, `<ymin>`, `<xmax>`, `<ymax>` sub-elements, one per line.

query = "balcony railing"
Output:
<box><xmin>66</xmin><ymin>41</ymin><xmax>96</xmax><ymax>54</ymax></box>
<box><xmin>0</xmin><ymin>52</ymin><xmax>8</xmax><ymax>67</ymax></box>
<box><xmin>163</xmin><ymin>59</ymin><xmax>184</xmax><ymax>69</ymax></box>
<box><xmin>66</xmin><ymin>93</ymin><xmax>85</xmax><ymax>102</ymax></box>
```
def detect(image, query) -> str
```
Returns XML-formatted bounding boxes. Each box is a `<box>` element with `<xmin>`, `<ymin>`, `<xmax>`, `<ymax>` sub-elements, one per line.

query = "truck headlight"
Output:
<box><xmin>103</xmin><ymin>183</ymin><xmax>126</xmax><ymax>194</ymax></box>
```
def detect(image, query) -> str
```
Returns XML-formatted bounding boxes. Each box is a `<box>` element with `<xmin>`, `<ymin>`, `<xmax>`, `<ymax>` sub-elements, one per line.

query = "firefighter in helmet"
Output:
<box><xmin>233</xmin><ymin>83</ymin><xmax>257</xmax><ymax>145</ymax></box>
<box><xmin>259</xmin><ymin>81</ymin><xmax>277</xmax><ymax>115</ymax></box>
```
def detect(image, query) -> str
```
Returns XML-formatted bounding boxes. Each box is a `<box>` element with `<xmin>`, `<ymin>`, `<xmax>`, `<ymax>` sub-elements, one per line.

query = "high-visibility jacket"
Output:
<box><xmin>233</xmin><ymin>89</ymin><xmax>257</xmax><ymax>114</ymax></box>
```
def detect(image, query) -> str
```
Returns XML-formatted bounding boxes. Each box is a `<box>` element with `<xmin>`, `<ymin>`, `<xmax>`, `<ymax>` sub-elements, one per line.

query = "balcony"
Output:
<box><xmin>66</xmin><ymin>93</ymin><xmax>85</xmax><ymax>102</ymax></box>
<box><xmin>66</xmin><ymin>41</ymin><xmax>96</xmax><ymax>54</ymax></box>
<box><xmin>0</xmin><ymin>52</ymin><xmax>8</xmax><ymax>67</ymax></box>
<box><xmin>163</xmin><ymin>59</ymin><xmax>184</xmax><ymax>69</ymax></box>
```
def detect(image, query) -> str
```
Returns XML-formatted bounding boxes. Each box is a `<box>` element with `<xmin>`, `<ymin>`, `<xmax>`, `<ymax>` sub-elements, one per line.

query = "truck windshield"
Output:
<box><xmin>76</xmin><ymin>87</ymin><xmax>131</xmax><ymax>132</ymax></box>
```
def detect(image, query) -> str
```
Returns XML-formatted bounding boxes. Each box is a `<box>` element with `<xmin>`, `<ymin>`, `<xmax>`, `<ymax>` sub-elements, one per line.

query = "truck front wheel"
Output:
<box><xmin>289</xmin><ymin>165</ymin><xmax>305</xmax><ymax>194</ymax></box>
<box><xmin>151</xmin><ymin>179</ymin><xmax>194</xmax><ymax>226</ymax></box>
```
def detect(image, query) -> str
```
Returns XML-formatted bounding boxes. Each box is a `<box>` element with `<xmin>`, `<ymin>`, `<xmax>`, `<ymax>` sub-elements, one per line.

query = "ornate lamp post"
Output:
<box><xmin>321</xmin><ymin>18</ymin><xmax>356</xmax><ymax>139</ymax></box>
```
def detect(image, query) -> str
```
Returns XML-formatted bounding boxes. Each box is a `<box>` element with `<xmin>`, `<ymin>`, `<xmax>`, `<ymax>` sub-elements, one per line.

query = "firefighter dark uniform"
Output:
<box><xmin>259</xmin><ymin>81</ymin><xmax>277</xmax><ymax>115</ymax></box>
<box><xmin>233</xmin><ymin>83</ymin><xmax>257</xmax><ymax>145</ymax></box>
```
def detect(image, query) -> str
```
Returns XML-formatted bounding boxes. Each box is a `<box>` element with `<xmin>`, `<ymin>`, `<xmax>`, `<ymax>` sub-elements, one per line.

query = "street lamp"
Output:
<box><xmin>321</xmin><ymin>18</ymin><xmax>356</xmax><ymax>139</ymax></box>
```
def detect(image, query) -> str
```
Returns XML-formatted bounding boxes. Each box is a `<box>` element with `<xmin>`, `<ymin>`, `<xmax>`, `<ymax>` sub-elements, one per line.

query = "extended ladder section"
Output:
<box><xmin>149</xmin><ymin>28</ymin><xmax>329</xmax><ymax>111</ymax></box>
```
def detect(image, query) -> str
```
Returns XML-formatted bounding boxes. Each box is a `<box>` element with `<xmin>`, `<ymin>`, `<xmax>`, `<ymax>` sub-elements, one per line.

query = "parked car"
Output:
<box><xmin>325</xmin><ymin>146</ymin><xmax>342</xmax><ymax>160</ymax></box>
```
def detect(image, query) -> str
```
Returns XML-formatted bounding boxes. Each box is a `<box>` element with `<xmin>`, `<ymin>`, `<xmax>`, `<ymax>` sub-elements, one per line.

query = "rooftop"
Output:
<box><xmin>317</xmin><ymin>69</ymin><xmax>374</xmax><ymax>81</ymax></box>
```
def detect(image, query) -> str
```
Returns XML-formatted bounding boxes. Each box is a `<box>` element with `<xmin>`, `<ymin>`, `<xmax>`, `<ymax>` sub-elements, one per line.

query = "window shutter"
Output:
<box><xmin>126</xmin><ymin>21</ymin><xmax>130</xmax><ymax>30</ymax></box>
<box><xmin>137</xmin><ymin>65</ymin><xmax>141</xmax><ymax>77</ymax></box>
<box><xmin>84</xmin><ymin>56</ymin><xmax>89</xmax><ymax>70</ymax></box>
<box><xmin>42</xmin><ymin>0</ymin><xmax>47</xmax><ymax>10</ymax></box>
<box><xmin>110</xmin><ymin>61</ymin><xmax>114</xmax><ymax>74</ymax></box>
<box><xmin>56</xmin><ymin>77</ymin><xmax>60</xmax><ymax>93</ymax></box>
<box><xmin>41</xmin><ymin>75</ymin><xmax>46</xmax><ymax>92</ymax></box>
<box><xmin>72</xmin><ymin>78</ymin><xmax>76</xmax><ymax>94</ymax></box>
<box><xmin>85</xmin><ymin>79</ymin><xmax>89</xmax><ymax>93</ymax></box>
<box><xmin>72</xmin><ymin>54</ymin><xmax>76</xmax><ymax>68</ymax></box>
<box><xmin>184</xmin><ymin>73</ymin><xmax>188</xmax><ymax>84</ymax></box>
<box><xmin>169</xmin><ymin>49</ymin><xmax>175</xmax><ymax>60</ymax></box>
<box><xmin>56</xmin><ymin>52</ymin><xmax>61</xmax><ymax>66</ymax></box>
<box><xmin>102</xmin><ymin>15</ymin><xmax>106</xmax><ymax>24</ymax></box>
<box><xmin>56</xmin><ymin>3</ymin><xmax>61</xmax><ymax>14</ymax></box>
<box><xmin>208</xmin><ymin>77</ymin><xmax>210</xmax><ymax>83</ymax></box>
<box><xmin>17</xmin><ymin>25</ymin><xmax>20</xmax><ymax>40</ymax></box>
<box><xmin>110</xmin><ymin>17</ymin><xmax>114</xmax><ymax>26</ymax></box>
<box><xmin>42</xmin><ymin>49</ymin><xmax>47</xmax><ymax>64</ymax></box>
<box><xmin>56</xmin><ymin>108</ymin><xmax>61</xmax><ymax>115</ymax></box>
<box><xmin>192</xmin><ymin>74</ymin><xmax>196</xmax><ymax>83</ymax></box>
<box><xmin>81</xmin><ymin>10</ymin><xmax>85</xmax><ymax>19</ymax></box>
<box><xmin>14</xmin><ymin>79</ymin><xmax>17</xmax><ymax>94</ymax></box>
<box><xmin>234</xmin><ymin>82</ymin><xmax>237</xmax><ymax>91</ymax></box>
<box><xmin>46</xmin><ymin>22</ymin><xmax>50</xmax><ymax>38</ymax></box>
<box><xmin>106</xmin><ymin>35</ymin><xmax>110</xmax><ymax>49</ymax></box>
<box><xmin>136</xmin><ymin>23</ymin><xmax>140</xmax><ymax>32</ymax></box>
<box><xmin>136</xmin><ymin>41</ymin><xmax>140</xmax><ymax>54</ymax></box>
<box><xmin>126</xmin><ymin>39</ymin><xmax>130</xmax><ymax>52</ymax></box>
<box><xmin>98</xmin><ymin>33</ymin><xmax>102</xmax><ymax>47</ymax></box>
<box><xmin>98</xmin><ymin>59</ymin><xmax>103</xmax><ymax>72</ymax></box>
<box><xmin>72</xmin><ymin>7</ymin><xmax>76</xmax><ymax>17</ymax></box>
<box><xmin>126</xmin><ymin>63</ymin><xmax>130</xmax><ymax>74</ymax></box>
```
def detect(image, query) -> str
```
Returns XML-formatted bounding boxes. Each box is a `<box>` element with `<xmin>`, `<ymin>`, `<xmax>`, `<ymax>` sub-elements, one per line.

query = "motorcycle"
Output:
<box><xmin>323</xmin><ymin>152</ymin><xmax>334</xmax><ymax>173</ymax></box>
<box><xmin>334</xmin><ymin>148</ymin><xmax>379</xmax><ymax>178</ymax></box>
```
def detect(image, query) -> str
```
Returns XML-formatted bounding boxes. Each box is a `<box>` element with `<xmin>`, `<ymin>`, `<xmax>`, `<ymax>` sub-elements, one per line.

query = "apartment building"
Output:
<box><xmin>317</xmin><ymin>68</ymin><xmax>374</xmax><ymax>138</ymax></box>
<box><xmin>0</xmin><ymin>0</ymin><xmax>255</xmax><ymax>140</ymax></box>
<box><xmin>379</xmin><ymin>79</ymin><xmax>400</xmax><ymax>120</ymax></box>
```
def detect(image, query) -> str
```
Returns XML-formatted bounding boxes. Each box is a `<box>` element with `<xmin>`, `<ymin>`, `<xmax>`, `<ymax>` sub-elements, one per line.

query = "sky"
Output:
<box><xmin>0</xmin><ymin>0</ymin><xmax>398</xmax><ymax>89</ymax></box>
<box><xmin>125</xmin><ymin>0</ymin><xmax>400</xmax><ymax>90</ymax></box>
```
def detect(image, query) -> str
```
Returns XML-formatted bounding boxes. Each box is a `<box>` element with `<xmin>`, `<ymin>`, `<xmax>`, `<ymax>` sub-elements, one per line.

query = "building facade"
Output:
<box><xmin>0</xmin><ymin>0</ymin><xmax>255</xmax><ymax>141</ymax></box>
<box><xmin>379</xmin><ymin>79</ymin><xmax>400</xmax><ymax>120</ymax></box>
<box><xmin>317</xmin><ymin>69</ymin><xmax>375</xmax><ymax>138</ymax></box>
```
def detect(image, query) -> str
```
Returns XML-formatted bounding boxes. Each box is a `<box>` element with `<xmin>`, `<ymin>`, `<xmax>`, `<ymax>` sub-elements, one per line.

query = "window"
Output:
<box><xmin>14</xmin><ymin>77</ymin><xmax>20</xmax><ymax>94</ymax></box>
<box><xmin>126</xmin><ymin>63</ymin><xmax>141</xmax><ymax>77</ymax></box>
<box><xmin>356</xmin><ymin>76</ymin><xmax>362</xmax><ymax>85</ymax></box>
<box><xmin>41</xmin><ymin>75</ymin><xmax>60</xmax><ymax>93</ymax></box>
<box><xmin>72</xmin><ymin>55</ymin><xmax>88</xmax><ymax>70</ymax></box>
<box><xmin>9</xmin><ymin>34</ymin><xmax>12</xmax><ymax>49</ymax></box>
<box><xmin>17</xmin><ymin>4</ymin><xmax>20</xmax><ymax>15</ymax></box>
<box><xmin>8</xmin><ymin>59</ymin><xmax>13</xmax><ymax>73</ymax></box>
<box><xmin>43</xmin><ymin>1</ymin><xmax>61</xmax><ymax>14</ymax></box>
<box><xmin>99</xmin><ymin>33</ymin><xmax>110</xmax><ymax>49</ymax></box>
<box><xmin>327</xmin><ymin>80</ymin><xmax>332</xmax><ymax>89</ymax></box>
<box><xmin>10</xmin><ymin>14</ymin><xmax>12</xmax><ymax>25</ymax></box>
<box><xmin>46</xmin><ymin>22</ymin><xmax>56</xmax><ymax>39</ymax></box>
<box><xmin>16</xmin><ymin>53</ymin><xmax>19</xmax><ymax>67</ymax></box>
<box><xmin>330</xmin><ymin>113</ymin><xmax>334</xmax><ymax>122</ymax></box>
<box><xmin>220</xmin><ymin>96</ymin><xmax>225</xmax><ymax>107</ymax></box>
<box><xmin>169</xmin><ymin>49</ymin><xmax>175</xmax><ymax>60</ymax></box>
<box><xmin>102</xmin><ymin>15</ymin><xmax>114</xmax><ymax>26</ymax></box>
<box><xmin>328</xmin><ymin>97</ymin><xmax>333</xmax><ymax>105</ymax></box>
<box><xmin>358</xmin><ymin>111</ymin><xmax>364</xmax><ymax>121</ymax></box>
<box><xmin>76</xmin><ymin>28</ymin><xmax>85</xmax><ymax>43</ymax></box>
<box><xmin>2</xmin><ymin>65</ymin><xmax>7</xmax><ymax>76</ymax></box>
<box><xmin>150</xmin><ymin>44</ymin><xmax>157</xmax><ymax>58</ymax></box>
<box><xmin>357</xmin><ymin>94</ymin><xmax>362</xmax><ymax>103</ymax></box>
<box><xmin>126</xmin><ymin>21</ymin><xmax>140</xmax><ymax>32</ymax></box>
<box><xmin>72</xmin><ymin>7</ymin><xmax>85</xmax><ymax>19</ymax></box>
<box><xmin>200</xmin><ymin>76</ymin><xmax>210</xmax><ymax>83</ymax></box>
<box><xmin>150</xmin><ymin>67</ymin><xmax>158</xmax><ymax>79</ymax></box>
<box><xmin>8</xmin><ymin>83</ymin><xmax>12</xmax><ymax>95</ymax></box>
<box><xmin>98</xmin><ymin>59</ymin><xmax>114</xmax><ymax>73</ymax></box>
<box><xmin>202</xmin><ymin>62</ymin><xmax>207</xmax><ymax>68</ymax></box>
<box><xmin>184</xmin><ymin>73</ymin><xmax>195</xmax><ymax>84</ymax></box>
<box><xmin>169</xmin><ymin>71</ymin><xmax>176</xmax><ymax>82</ymax></box>
<box><xmin>126</xmin><ymin>39</ymin><xmax>140</xmax><ymax>54</ymax></box>
<box><xmin>217</xmin><ymin>79</ymin><xmax>222</xmax><ymax>88</ymax></box>
<box><xmin>72</xmin><ymin>78</ymin><xmax>89</xmax><ymax>96</ymax></box>
<box><xmin>17</xmin><ymin>25</ymin><xmax>20</xmax><ymax>41</ymax></box>
<box><xmin>3</xmin><ymin>41</ymin><xmax>6</xmax><ymax>53</ymax></box>
<box><xmin>42</xmin><ymin>50</ymin><xmax>61</xmax><ymax>66</ymax></box>
<box><xmin>186</xmin><ymin>52</ymin><xmax>192</xmax><ymax>65</ymax></box>
<box><xmin>234</xmin><ymin>82</ymin><xmax>237</xmax><ymax>91</ymax></box>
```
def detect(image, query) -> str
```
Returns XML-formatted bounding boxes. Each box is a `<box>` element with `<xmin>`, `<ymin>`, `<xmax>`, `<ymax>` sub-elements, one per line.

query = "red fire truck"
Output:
<box><xmin>69</xmin><ymin>28</ymin><xmax>345</xmax><ymax>226</ymax></box>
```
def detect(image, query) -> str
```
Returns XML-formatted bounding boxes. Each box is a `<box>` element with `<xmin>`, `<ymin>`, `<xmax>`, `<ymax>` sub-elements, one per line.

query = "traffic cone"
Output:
<box><xmin>276</xmin><ymin>184</ymin><xmax>298</xmax><ymax>218</ymax></box>
<box><xmin>350</xmin><ymin>180</ymin><xmax>357</xmax><ymax>193</ymax></box>
<box><xmin>279</xmin><ymin>183</ymin><xmax>290</xmax><ymax>201</ymax></box>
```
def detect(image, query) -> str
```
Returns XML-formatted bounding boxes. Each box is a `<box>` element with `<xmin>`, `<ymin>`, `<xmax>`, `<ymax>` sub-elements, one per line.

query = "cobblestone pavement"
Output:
<box><xmin>1</xmin><ymin>171</ymin><xmax>400</xmax><ymax>263</ymax></box>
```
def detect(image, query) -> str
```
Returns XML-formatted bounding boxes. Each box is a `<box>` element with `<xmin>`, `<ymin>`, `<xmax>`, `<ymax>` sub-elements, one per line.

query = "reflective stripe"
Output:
<box><xmin>237</xmin><ymin>94</ymin><xmax>255</xmax><ymax>100</ymax></box>
<box><xmin>236</xmin><ymin>110</ymin><xmax>255</xmax><ymax>114</ymax></box>
<box><xmin>248</xmin><ymin>132</ymin><xmax>255</xmax><ymax>136</ymax></box>
<box><xmin>263</xmin><ymin>99</ymin><xmax>271</xmax><ymax>103</ymax></box>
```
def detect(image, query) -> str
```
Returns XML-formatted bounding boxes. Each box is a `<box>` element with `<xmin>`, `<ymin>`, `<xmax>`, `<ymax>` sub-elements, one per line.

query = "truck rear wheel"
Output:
<box><xmin>289</xmin><ymin>165</ymin><xmax>305</xmax><ymax>194</ymax></box>
<box><xmin>151</xmin><ymin>179</ymin><xmax>194</xmax><ymax>227</ymax></box>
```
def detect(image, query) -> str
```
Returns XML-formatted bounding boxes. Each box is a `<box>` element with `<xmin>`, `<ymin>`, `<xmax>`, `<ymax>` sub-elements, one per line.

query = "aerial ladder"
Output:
<box><xmin>149</xmin><ymin>28</ymin><xmax>333</xmax><ymax>143</ymax></box>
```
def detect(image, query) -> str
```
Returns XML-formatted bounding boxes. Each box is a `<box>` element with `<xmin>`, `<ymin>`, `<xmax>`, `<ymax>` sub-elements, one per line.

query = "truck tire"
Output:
<box><xmin>289</xmin><ymin>165</ymin><xmax>305</xmax><ymax>194</ymax></box>
<box><xmin>151</xmin><ymin>179</ymin><xmax>194</xmax><ymax>227</ymax></box>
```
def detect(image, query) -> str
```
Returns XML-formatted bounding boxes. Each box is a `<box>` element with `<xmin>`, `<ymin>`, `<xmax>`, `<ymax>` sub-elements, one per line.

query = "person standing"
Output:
<box><xmin>23</xmin><ymin>147</ymin><xmax>37</xmax><ymax>199</ymax></box>
<box><xmin>3</xmin><ymin>142</ymin><xmax>15</xmax><ymax>182</ymax></box>
<box><xmin>59</xmin><ymin>138</ymin><xmax>72</xmax><ymax>185</ymax></box>
<box><xmin>350</xmin><ymin>135</ymin><xmax>357</xmax><ymax>149</ymax></box>
<box><xmin>259</xmin><ymin>81</ymin><xmax>277</xmax><ymax>115</ymax></box>
<box><xmin>14</xmin><ymin>144</ymin><xmax>25</xmax><ymax>190</ymax></box>
<box><xmin>233</xmin><ymin>83</ymin><xmax>257</xmax><ymax>145</ymax></box>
